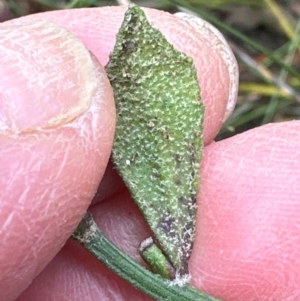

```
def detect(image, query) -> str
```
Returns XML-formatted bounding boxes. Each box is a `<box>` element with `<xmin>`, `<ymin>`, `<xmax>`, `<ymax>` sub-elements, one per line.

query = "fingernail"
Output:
<box><xmin>0</xmin><ymin>20</ymin><xmax>98</xmax><ymax>134</ymax></box>
<box><xmin>174</xmin><ymin>12</ymin><xmax>239</xmax><ymax>121</ymax></box>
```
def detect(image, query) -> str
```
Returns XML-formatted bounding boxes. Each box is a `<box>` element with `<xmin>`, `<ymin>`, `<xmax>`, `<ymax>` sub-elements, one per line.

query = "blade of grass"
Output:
<box><xmin>220</xmin><ymin>98</ymin><xmax>295</xmax><ymax>135</ymax></box>
<box><xmin>186</xmin><ymin>0</ymin><xmax>264</xmax><ymax>7</ymax></box>
<box><xmin>230</xmin><ymin>42</ymin><xmax>300</xmax><ymax>102</ymax></box>
<box><xmin>239</xmin><ymin>83</ymin><xmax>293</xmax><ymax>99</ymax></box>
<box><xmin>262</xmin><ymin>18</ymin><xmax>300</xmax><ymax>124</ymax></box>
<box><xmin>264</xmin><ymin>0</ymin><xmax>300</xmax><ymax>52</ymax></box>
<box><xmin>7</xmin><ymin>0</ymin><xmax>28</xmax><ymax>16</ymax></box>
<box><xmin>168</xmin><ymin>0</ymin><xmax>300</xmax><ymax>78</ymax></box>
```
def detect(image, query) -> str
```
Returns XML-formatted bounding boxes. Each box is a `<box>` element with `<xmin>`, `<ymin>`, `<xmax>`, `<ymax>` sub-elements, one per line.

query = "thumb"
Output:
<box><xmin>190</xmin><ymin>120</ymin><xmax>300</xmax><ymax>300</ymax></box>
<box><xmin>0</xmin><ymin>20</ymin><xmax>115</xmax><ymax>301</ymax></box>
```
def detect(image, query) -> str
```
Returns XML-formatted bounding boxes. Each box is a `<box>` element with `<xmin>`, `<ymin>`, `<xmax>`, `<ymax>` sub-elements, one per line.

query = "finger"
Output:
<box><xmin>16</xmin><ymin>192</ymin><xmax>154</xmax><ymax>301</ymax></box>
<box><xmin>190</xmin><ymin>120</ymin><xmax>300</xmax><ymax>300</ymax></box>
<box><xmin>18</xmin><ymin>121</ymin><xmax>300</xmax><ymax>301</ymax></box>
<box><xmin>7</xmin><ymin>5</ymin><xmax>239</xmax><ymax>300</ymax></box>
<box><xmin>0</xmin><ymin>21</ymin><xmax>115</xmax><ymax>301</ymax></box>
<box><xmin>7</xmin><ymin>6</ymin><xmax>238</xmax><ymax>144</ymax></box>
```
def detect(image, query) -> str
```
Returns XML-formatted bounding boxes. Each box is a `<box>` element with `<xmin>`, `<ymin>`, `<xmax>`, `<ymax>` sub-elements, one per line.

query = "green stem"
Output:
<box><xmin>72</xmin><ymin>212</ymin><xmax>222</xmax><ymax>301</ymax></box>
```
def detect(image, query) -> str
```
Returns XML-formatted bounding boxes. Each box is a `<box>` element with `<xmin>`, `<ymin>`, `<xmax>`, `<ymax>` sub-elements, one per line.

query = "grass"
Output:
<box><xmin>5</xmin><ymin>0</ymin><xmax>300</xmax><ymax>140</ymax></box>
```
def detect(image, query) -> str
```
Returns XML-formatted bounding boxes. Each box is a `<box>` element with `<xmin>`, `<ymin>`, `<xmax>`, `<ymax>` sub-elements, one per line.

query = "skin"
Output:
<box><xmin>0</xmin><ymin>6</ymin><xmax>299</xmax><ymax>301</ymax></box>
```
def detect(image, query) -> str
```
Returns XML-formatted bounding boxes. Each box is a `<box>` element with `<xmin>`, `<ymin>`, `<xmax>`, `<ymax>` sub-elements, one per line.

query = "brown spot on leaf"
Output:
<box><xmin>152</xmin><ymin>171</ymin><xmax>161</xmax><ymax>179</ymax></box>
<box><xmin>122</xmin><ymin>40</ymin><xmax>137</xmax><ymax>51</ymax></box>
<box><xmin>178</xmin><ymin>196</ymin><xmax>187</xmax><ymax>204</ymax></box>
<box><xmin>159</xmin><ymin>214</ymin><xmax>176</xmax><ymax>236</ymax></box>
<box><xmin>189</xmin><ymin>143</ymin><xmax>196</xmax><ymax>164</ymax></box>
<box><xmin>175</xmin><ymin>178</ymin><xmax>182</xmax><ymax>186</ymax></box>
<box><xmin>191</xmin><ymin>194</ymin><xmax>197</xmax><ymax>205</ymax></box>
<box><xmin>175</xmin><ymin>154</ymin><xmax>181</xmax><ymax>168</ymax></box>
<box><xmin>178</xmin><ymin>259</ymin><xmax>189</xmax><ymax>277</ymax></box>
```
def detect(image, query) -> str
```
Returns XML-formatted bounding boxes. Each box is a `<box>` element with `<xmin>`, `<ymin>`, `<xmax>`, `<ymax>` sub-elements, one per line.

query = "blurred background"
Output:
<box><xmin>1</xmin><ymin>0</ymin><xmax>300</xmax><ymax>141</ymax></box>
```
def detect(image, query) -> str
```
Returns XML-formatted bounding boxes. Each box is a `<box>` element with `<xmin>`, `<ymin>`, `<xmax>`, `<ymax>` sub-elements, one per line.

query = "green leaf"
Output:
<box><xmin>138</xmin><ymin>237</ymin><xmax>175</xmax><ymax>279</ymax></box>
<box><xmin>106</xmin><ymin>4</ymin><xmax>204</xmax><ymax>281</ymax></box>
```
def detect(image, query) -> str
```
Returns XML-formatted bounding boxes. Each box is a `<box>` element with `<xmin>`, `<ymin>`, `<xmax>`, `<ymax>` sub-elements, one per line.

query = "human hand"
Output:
<box><xmin>1</xmin><ymin>6</ymin><xmax>300</xmax><ymax>301</ymax></box>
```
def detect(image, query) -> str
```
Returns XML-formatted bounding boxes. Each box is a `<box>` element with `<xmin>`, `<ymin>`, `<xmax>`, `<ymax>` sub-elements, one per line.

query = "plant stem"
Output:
<box><xmin>72</xmin><ymin>212</ymin><xmax>222</xmax><ymax>301</ymax></box>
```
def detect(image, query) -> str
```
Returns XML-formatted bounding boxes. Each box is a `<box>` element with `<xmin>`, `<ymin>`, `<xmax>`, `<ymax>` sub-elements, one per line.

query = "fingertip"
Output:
<box><xmin>190</xmin><ymin>121</ymin><xmax>300</xmax><ymax>300</ymax></box>
<box><xmin>0</xmin><ymin>20</ymin><xmax>100</xmax><ymax>133</ymax></box>
<box><xmin>0</xmin><ymin>20</ymin><xmax>115</xmax><ymax>300</ymax></box>
<box><xmin>7</xmin><ymin>6</ymin><xmax>237</xmax><ymax>144</ymax></box>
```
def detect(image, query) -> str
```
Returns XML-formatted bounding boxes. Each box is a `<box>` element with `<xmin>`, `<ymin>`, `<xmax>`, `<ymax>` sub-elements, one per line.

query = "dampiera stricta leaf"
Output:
<box><xmin>106</xmin><ymin>4</ymin><xmax>204</xmax><ymax>281</ymax></box>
